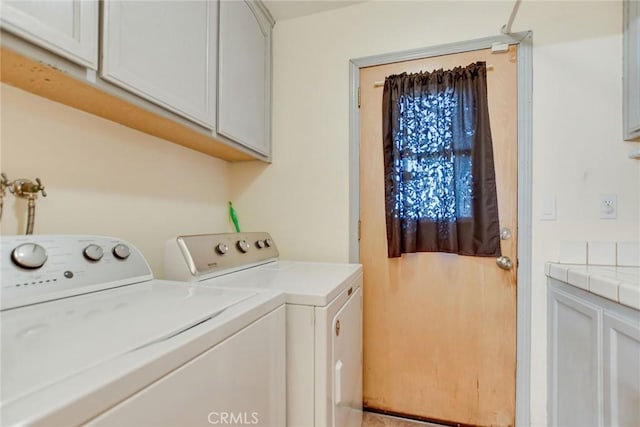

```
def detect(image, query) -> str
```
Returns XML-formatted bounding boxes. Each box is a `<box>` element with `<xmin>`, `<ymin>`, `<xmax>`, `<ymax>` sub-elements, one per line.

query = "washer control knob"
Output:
<box><xmin>264</xmin><ymin>238</ymin><xmax>274</xmax><ymax>248</ymax></box>
<box><xmin>83</xmin><ymin>244</ymin><xmax>104</xmax><ymax>261</ymax></box>
<box><xmin>112</xmin><ymin>244</ymin><xmax>131</xmax><ymax>260</ymax></box>
<box><xmin>215</xmin><ymin>243</ymin><xmax>229</xmax><ymax>255</ymax></box>
<box><xmin>12</xmin><ymin>243</ymin><xmax>48</xmax><ymax>269</ymax></box>
<box><xmin>255</xmin><ymin>240</ymin><xmax>266</xmax><ymax>249</ymax></box>
<box><xmin>236</xmin><ymin>239</ymin><xmax>250</xmax><ymax>253</ymax></box>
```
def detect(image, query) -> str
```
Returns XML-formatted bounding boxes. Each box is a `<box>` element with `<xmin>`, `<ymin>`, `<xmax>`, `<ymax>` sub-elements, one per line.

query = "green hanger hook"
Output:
<box><xmin>229</xmin><ymin>201</ymin><xmax>240</xmax><ymax>232</ymax></box>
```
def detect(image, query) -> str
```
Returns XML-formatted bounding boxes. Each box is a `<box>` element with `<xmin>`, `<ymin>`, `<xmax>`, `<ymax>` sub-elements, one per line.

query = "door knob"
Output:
<box><xmin>496</xmin><ymin>256</ymin><xmax>514</xmax><ymax>271</ymax></box>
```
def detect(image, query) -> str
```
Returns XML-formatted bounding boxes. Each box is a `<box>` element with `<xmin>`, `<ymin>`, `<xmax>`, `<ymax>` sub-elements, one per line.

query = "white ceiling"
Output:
<box><xmin>262</xmin><ymin>0</ymin><xmax>366</xmax><ymax>22</ymax></box>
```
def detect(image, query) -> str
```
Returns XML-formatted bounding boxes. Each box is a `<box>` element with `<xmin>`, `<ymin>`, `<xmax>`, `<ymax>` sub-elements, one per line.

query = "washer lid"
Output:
<box><xmin>209</xmin><ymin>261</ymin><xmax>363</xmax><ymax>306</ymax></box>
<box><xmin>1</xmin><ymin>281</ymin><xmax>256</xmax><ymax>405</ymax></box>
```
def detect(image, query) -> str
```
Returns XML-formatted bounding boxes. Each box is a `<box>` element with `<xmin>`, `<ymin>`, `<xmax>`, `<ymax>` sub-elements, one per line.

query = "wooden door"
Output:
<box><xmin>360</xmin><ymin>46</ymin><xmax>518</xmax><ymax>427</ymax></box>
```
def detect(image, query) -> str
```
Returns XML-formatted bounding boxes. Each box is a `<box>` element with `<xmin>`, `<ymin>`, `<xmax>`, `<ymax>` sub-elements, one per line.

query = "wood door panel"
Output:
<box><xmin>360</xmin><ymin>47</ymin><xmax>518</xmax><ymax>426</ymax></box>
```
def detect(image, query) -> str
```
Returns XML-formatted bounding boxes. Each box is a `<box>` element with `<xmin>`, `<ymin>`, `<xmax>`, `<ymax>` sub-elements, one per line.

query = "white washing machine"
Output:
<box><xmin>1</xmin><ymin>235</ymin><xmax>286</xmax><ymax>427</ymax></box>
<box><xmin>165</xmin><ymin>232</ymin><xmax>363</xmax><ymax>427</ymax></box>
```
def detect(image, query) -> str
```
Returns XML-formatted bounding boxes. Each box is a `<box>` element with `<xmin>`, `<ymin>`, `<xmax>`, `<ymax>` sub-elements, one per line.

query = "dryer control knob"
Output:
<box><xmin>83</xmin><ymin>244</ymin><xmax>104</xmax><ymax>261</ymax></box>
<box><xmin>264</xmin><ymin>238</ymin><xmax>274</xmax><ymax>248</ymax></box>
<box><xmin>112</xmin><ymin>244</ymin><xmax>131</xmax><ymax>260</ymax></box>
<box><xmin>12</xmin><ymin>243</ymin><xmax>48</xmax><ymax>269</ymax></box>
<box><xmin>236</xmin><ymin>239</ymin><xmax>250</xmax><ymax>253</ymax></box>
<box><xmin>215</xmin><ymin>243</ymin><xmax>229</xmax><ymax>255</ymax></box>
<box><xmin>255</xmin><ymin>240</ymin><xmax>266</xmax><ymax>249</ymax></box>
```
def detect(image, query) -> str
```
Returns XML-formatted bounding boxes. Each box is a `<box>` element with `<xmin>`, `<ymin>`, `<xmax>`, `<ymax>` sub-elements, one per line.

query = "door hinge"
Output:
<box><xmin>357</xmin><ymin>86</ymin><xmax>361</xmax><ymax>108</ymax></box>
<box><xmin>358</xmin><ymin>219</ymin><xmax>362</xmax><ymax>241</ymax></box>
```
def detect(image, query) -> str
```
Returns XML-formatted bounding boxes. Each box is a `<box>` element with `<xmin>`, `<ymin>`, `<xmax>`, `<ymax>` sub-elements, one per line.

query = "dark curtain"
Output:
<box><xmin>382</xmin><ymin>61</ymin><xmax>501</xmax><ymax>258</ymax></box>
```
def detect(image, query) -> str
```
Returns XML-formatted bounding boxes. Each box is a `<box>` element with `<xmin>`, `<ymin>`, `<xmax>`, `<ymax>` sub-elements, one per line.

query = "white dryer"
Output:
<box><xmin>1</xmin><ymin>235</ymin><xmax>286</xmax><ymax>427</ymax></box>
<box><xmin>165</xmin><ymin>232</ymin><xmax>363</xmax><ymax>427</ymax></box>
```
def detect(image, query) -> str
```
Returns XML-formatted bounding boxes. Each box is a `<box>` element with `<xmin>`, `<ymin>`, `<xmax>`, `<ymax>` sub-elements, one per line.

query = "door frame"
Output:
<box><xmin>348</xmin><ymin>31</ymin><xmax>533</xmax><ymax>427</ymax></box>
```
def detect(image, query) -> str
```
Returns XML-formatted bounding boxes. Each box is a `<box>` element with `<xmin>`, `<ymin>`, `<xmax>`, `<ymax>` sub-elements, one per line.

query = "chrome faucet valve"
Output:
<box><xmin>9</xmin><ymin>177</ymin><xmax>47</xmax><ymax>235</ymax></box>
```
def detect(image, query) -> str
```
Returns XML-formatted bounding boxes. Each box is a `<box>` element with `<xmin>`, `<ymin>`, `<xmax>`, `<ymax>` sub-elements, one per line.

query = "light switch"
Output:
<box><xmin>599</xmin><ymin>194</ymin><xmax>617</xmax><ymax>219</ymax></box>
<box><xmin>540</xmin><ymin>195</ymin><xmax>556</xmax><ymax>221</ymax></box>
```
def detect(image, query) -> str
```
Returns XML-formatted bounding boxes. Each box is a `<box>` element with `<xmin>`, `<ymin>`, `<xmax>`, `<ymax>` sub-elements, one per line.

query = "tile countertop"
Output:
<box><xmin>546</xmin><ymin>263</ymin><xmax>640</xmax><ymax>311</ymax></box>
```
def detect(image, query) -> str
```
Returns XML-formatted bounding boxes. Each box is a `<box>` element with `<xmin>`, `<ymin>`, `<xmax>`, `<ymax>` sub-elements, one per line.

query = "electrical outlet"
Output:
<box><xmin>599</xmin><ymin>194</ymin><xmax>617</xmax><ymax>219</ymax></box>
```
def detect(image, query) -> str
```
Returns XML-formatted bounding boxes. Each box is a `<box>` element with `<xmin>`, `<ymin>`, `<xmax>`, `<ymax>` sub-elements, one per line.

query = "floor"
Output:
<box><xmin>362</xmin><ymin>411</ymin><xmax>444</xmax><ymax>427</ymax></box>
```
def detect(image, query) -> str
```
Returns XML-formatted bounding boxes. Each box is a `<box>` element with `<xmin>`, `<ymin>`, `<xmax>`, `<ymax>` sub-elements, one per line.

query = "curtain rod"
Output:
<box><xmin>501</xmin><ymin>0</ymin><xmax>522</xmax><ymax>34</ymax></box>
<box><xmin>372</xmin><ymin>64</ymin><xmax>494</xmax><ymax>87</ymax></box>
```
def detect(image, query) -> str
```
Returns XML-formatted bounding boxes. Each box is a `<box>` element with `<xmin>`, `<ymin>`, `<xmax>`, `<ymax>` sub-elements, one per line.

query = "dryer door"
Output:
<box><xmin>332</xmin><ymin>286</ymin><xmax>363</xmax><ymax>427</ymax></box>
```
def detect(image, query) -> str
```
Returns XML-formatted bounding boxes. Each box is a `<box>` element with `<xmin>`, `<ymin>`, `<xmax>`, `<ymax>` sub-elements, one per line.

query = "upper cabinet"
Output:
<box><xmin>0</xmin><ymin>0</ymin><xmax>274</xmax><ymax>161</ymax></box>
<box><xmin>101</xmin><ymin>0</ymin><xmax>217</xmax><ymax>129</ymax></box>
<box><xmin>218</xmin><ymin>0</ymin><xmax>273</xmax><ymax>156</ymax></box>
<box><xmin>0</xmin><ymin>0</ymin><xmax>98</xmax><ymax>68</ymax></box>
<box><xmin>624</xmin><ymin>0</ymin><xmax>640</xmax><ymax>141</ymax></box>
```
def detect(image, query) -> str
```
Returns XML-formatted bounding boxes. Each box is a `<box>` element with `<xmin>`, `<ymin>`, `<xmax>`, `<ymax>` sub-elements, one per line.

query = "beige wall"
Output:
<box><xmin>1</xmin><ymin>84</ymin><xmax>234</xmax><ymax>276</ymax></box>
<box><xmin>230</xmin><ymin>1</ymin><xmax>640</xmax><ymax>425</ymax></box>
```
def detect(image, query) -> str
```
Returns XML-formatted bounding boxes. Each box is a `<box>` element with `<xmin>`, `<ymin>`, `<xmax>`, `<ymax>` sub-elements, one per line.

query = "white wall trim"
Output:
<box><xmin>348</xmin><ymin>31</ymin><xmax>533</xmax><ymax>427</ymax></box>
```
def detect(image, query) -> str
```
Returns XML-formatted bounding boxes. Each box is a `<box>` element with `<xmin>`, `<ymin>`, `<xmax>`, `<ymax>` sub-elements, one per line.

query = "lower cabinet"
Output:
<box><xmin>548</xmin><ymin>285</ymin><xmax>601</xmax><ymax>427</ymax></box>
<box><xmin>548</xmin><ymin>280</ymin><xmax>640</xmax><ymax>427</ymax></box>
<box><xmin>603</xmin><ymin>313</ymin><xmax>640</xmax><ymax>426</ymax></box>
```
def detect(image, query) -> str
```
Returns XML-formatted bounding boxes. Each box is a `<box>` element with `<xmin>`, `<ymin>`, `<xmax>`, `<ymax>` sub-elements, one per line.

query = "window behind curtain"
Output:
<box><xmin>382</xmin><ymin>62</ymin><xmax>501</xmax><ymax>258</ymax></box>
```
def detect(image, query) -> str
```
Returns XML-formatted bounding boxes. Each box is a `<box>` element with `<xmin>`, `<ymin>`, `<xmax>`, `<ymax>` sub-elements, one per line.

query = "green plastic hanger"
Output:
<box><xmin>229</xmin><ymin>201</ymin><xmax>240</xmax><ymax>232</ymax></box>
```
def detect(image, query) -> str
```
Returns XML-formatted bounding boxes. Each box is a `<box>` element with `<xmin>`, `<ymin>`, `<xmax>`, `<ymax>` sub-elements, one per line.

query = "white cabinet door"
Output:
<box><xmin>548</xmin><ymin>286</ymin><xmax>602</xmax><ymax>427</ymax></box>
<box><xmin>218</xmin><ymin>0</ymin><xmax>272</xmax><ymax>156</ymax></box>
<box><xmin>1</xmin><ymin>0</ymin><xmax>98</xmax><ymax>68</ymax></box>
<box><xmin>603</xmin><ymin>312</ymin><xmax>640</xmax><ymax>427</ymax></box>
<box><xmin>624</xmin><ymin>0</ymin><xmax>640</xmax><ymax>140</ymax></box>
<box><xmin>101</xmin><ymin>1</ymin><xmax>216</xmax><ymax>128</ymax></box>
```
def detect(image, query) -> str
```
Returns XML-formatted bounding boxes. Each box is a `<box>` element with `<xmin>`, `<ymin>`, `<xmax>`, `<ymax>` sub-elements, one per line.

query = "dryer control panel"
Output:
<box><xmin>165</xmin><ymin>232</ymin><xmax>279</xmax><ymax>282</ymax></box>
<box><xmin>1</xmin><ymin>235</ymin><xmax>153</xmax><ymax>310</ymax></box>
